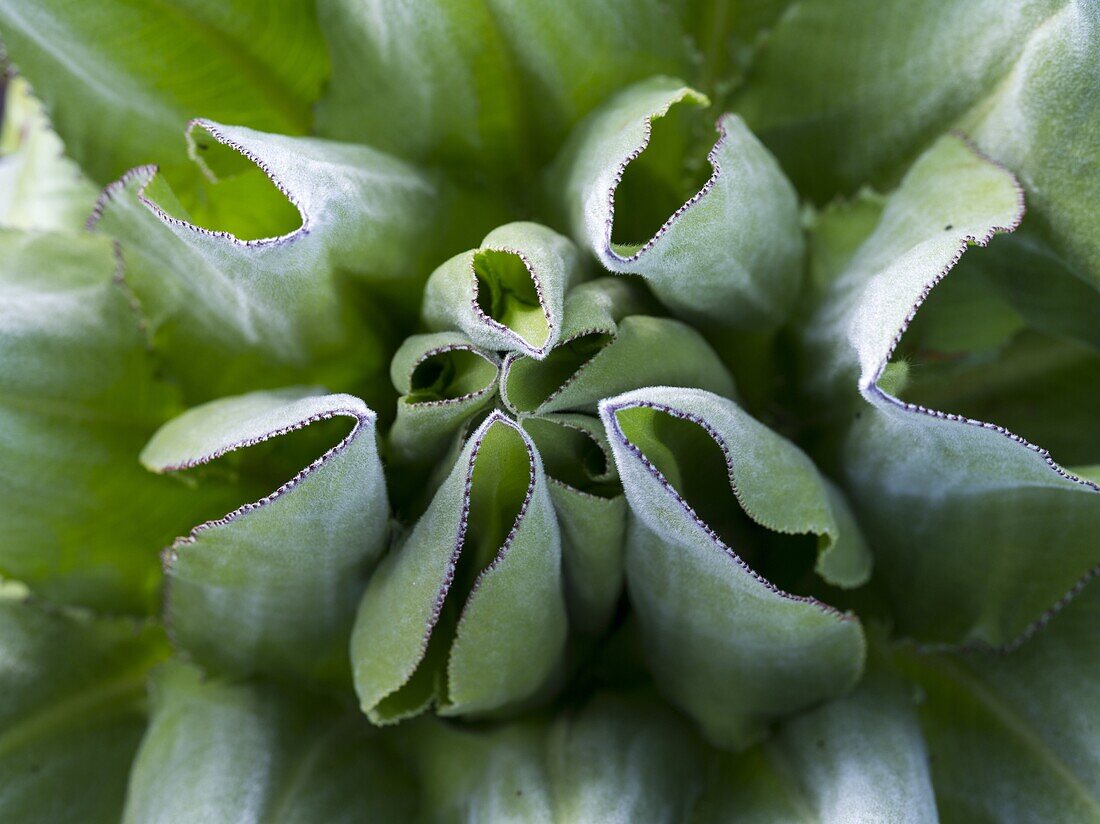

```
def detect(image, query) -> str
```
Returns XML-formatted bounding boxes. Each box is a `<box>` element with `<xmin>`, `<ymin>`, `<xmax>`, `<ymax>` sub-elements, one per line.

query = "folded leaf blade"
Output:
<box><xmin>143</xmin><ymin>389</ymin><xmax>389</xmax><ymax>684</ymax></box>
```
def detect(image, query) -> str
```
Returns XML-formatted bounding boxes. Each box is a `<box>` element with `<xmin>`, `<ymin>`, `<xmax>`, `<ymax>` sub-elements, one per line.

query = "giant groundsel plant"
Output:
<box><xmin>0</xmin><ymin>1</ymin><xmax>1097</xmax><ymax>821</ymax></box>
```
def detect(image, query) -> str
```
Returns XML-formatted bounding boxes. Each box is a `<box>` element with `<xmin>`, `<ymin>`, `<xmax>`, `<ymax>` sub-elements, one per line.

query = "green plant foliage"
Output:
<box><xmin>0</xmin><ymin>0</ymin><xmax>1097</xmax><ymax>820</ymax></box>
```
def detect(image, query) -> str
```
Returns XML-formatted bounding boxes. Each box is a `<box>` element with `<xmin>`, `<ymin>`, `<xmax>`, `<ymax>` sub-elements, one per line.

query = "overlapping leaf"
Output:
<box><xmin>554</xmin><ymin>77</ymin><xmax>803</xmax><ymax>329</ymax></box>
<box><xmin>895</xmin><ymin>579</ymin><xmax>1100</xmax><ymax>821</ymax></box>
<box><xmin>352</xmin><ymin>413</ymin><xmax>566</xmax><ymax>721</ymax></box>
<box><xmin>89</xmin><ymin>120</ymin><xmax>443</xmax><ymax>400</ymax></box>
<box><xmin>601</xmin><ymin>386</ymin><xmax>870</xmax><ymax>749</ymax></box>
<box><xmin>142</xmin><ymin>389</ymin><xmax>389</xmax><ymax>684</ymax></box>
<box><xmin>802</xmin><ymin>133</ymin><xmax>1100</xmax><ymax>645</ymax></box>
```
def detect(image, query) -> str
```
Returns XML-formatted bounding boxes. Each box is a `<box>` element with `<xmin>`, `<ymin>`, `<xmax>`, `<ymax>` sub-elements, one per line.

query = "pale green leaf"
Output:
<box><xmin>0</xmin><ymin>596</ymin><xmax>168</xmax><ymax>823</ymax></box>
<box><xmin>352</xmin><ymin>413</ymin><xmax>566</xmax><ymax>722</ymax></box>
<box><xmin>142</xmin><ymin>389</ymin><xmax>389</xmax><ymax>684</ymax></box>
<box><xmin>0</xmin><ymin>229</ymin><xmax>234</xmax><ymax>612</ymax></box>
<box><xmin>89</xmin><ymin>120</ymin><xmax>442</xmax><ymax>400</ymax></box>
<box><xmin>600</xmin><ymin>386</ymin><xmax>868</xmax><ymax>749</ymax></box>
<box><xmin>422</xmin><ymin>222</ymin><xmax>582</xmax><ymax>359</ymax></box>
<box><xmin>317</xmin><ymin>0</ymin><xmax>692</xmax><ymax>181</ymax></box>
<box><xmin>387</xmin><ymin>332</ymin><xmax>500</xmax><ymax>468</ymax></box>
<box><xmin>0</xmin><ymin>76</ymin><xmax>96</xmax><ymax>231</ymax></box>
<box><xmin>0</xmin><ymin>0</ymin><xmax>327</xmax><ymax>186</ymax></box>
<box><xmin>555</xmin><ymin>77</ymin><xmax>804</xmax><ymax>329</ymax></box>
<box><xmin>122</xmin><ymin>662</ymin><xmax>415</xmax><ymax>824</ymax></box>
<box><xmin>733</xmin><ymin>0</ymin><xmax>1100</xmax><ymax>291</ymax></box>
<box><xmin>802</xmin><ymin>133</ymin><xmax>1100</xmax><ymax>645</ymax></box>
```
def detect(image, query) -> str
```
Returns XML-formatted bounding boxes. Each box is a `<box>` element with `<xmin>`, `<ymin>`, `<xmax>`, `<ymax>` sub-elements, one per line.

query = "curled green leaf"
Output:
<box><xmin>803</xmin><ymin>133</ymin><xmax>1100</xmax><ymax>645</ymax></box>
<box><xmin>601</xmin><ymin>386</ymin><xmax>869</xmax><ymax>749</ymax></box>
<box><xmin>522</xmin><ymin>413</ymin><xmax>627</xmax><ymax>634</ymax></box>
<box><xmin>422</xmin><ymin>222</ymin><xmax>581</xmax><ymax>359</ymax></box>
<box><xmin>352</xmin><ymin>412</ymin><xmax>566</xmax><ymax>722</ymax></box>
<box><xmin>142</xmin><ymin>389</ymin><xmax>389</xmax><ymax>684</ymax></box>
<box><xmin>387</xmin><ymin>332</ymin><xmax>501</xmax><ymax>468</ymax></box>
<box><xmin>555</xmin><ymin>76</ymin><xmax>804</xmax><ymax>329</ymax></box>
<box><xmin>89</xmin><ymin>120</ymin><xmax>442</xmax><ymax>400</ymax></box>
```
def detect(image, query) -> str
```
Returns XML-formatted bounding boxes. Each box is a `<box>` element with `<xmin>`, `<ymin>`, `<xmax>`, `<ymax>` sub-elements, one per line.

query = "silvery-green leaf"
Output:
<box><xmin>407</xmin><ymin>691</ymin><xmax>706</xmax><ymax>823</ymax></box>
<box><xmin>895</xmin><ymin>578</ymin><xmax>1100</xmax><ymax>822</ymax></box>
<box><xmin>555</xmin><ymin>76</ymin><xmax>803</xmax><ymax>329</ymax></box>
<box><xmin>0</xmin><ymin>0</ymin><xmax>327</xmax><ymax>187</ymax></box>
<box><xmin>522</xmin><ymin>414</ymin><xmax>626</xmax><ymax>634</ymax></box>
<box><xmin>317</xmin><ymin>0</ymin><xmax>692</xmax><ymax>180</ymax></box>
<box><xmin>352</xmin><ymin>413</ymin><xmax>565</xmax><ymax>722</ymax></box>
<box><xmin>142</xmin><ymin>389</ymin><xmax>389</xmax><ymax>684</ymax></box>
<box><xmin>0</xmin><ymin>76</ymin><xmax>96</xmax><ymax>231</ymax></box>
<box><xmin>600</xmin><ymin>386</ymin><xmax>869</xmax><ymax>749</ymax></box>
<box><xmin>0</xmin><ymin>596</ymin><xmax>168</xmax><ymax>823</ymax></box>
<box><xmin>122</xmin><ymin>662</ymin><xmax>415</xmax><ymax>824</ymax></box>
<box><xmin>961</xmin><ymin>3</ymin><xmax>1100</xmax><ymax>291</ymax></box>
<box><xmin>501</xmin><ymin>279</ymin><xmax>736</xmax><ymax>416</ymax></box>
<box><xmin>0</xmin><ymin>229</ymin><xmax>235</xmax><ymax>612</ymax></box>
<box><xmin>733</xmin><ymin>0</ymin><xmax>1100</xmax><ymax>291</ymax></box>
<box><xmin>387</xmin><ymin>332</ymin><xmax>500</xmax><ymax>468</ymax></box>
<box><xmin>803</xmin><ymin>133</ymin><xmax>1100</xmax><ymax>645</ymax></box>
<box><xmin>89</xmin><ymin>120</ymin><xmax>441</xmax><ymax>400</ymax></box>
<box><xmin>732</xmin><ymin>0</ymin><xmax>1059</xmax><ymax>200</ymax></box>
<box><xmin>692</xmin><ymin>673</ymin><xmax>938</xmax><ymax>823</ymax></box>
<box><xmin>422</xmin><ymin>222</ymin><xmax>581</xmax><ymax>359</ymax></box>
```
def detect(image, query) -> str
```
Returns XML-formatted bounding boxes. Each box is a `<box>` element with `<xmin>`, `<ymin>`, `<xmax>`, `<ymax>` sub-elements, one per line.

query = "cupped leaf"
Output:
<box><xmin>522</xmin><ymin>414</ymin><xmax>627</xmax><ymax>634</ymax></box>
<box><xmin>601</xmin><ymin>386</ymin><xmax>868</xmax><ymax>749</ymax></box>
<box><xmin>89</xmin><ymin>120</ymin><xmax>442</xmax><ymax>401</ymax></box>
<box><xmin>317</xmin><ymin>0</ymin><xmax>692</xmax><ymax>181</ymax></box>
<box><xmin>501</xmin><ymin>279</ymin><xmax>736</xmax><ymax>416</ymax></box>
<box><xmin>422</xmin><ymin>222</ymin><xmax>581</xmax><ymax>359</ymax></box>
<box><xmin>0</xmin><ymin>76</ymin><xmax>96</xmax><ymax>231</ymax></box>
<box><xmin>122</xmin><ymin>662</ymin><xmax>415</xmax><ymax>824</ymax></box>
<box><xmin>142</xmin><ymin>389</ymin><xmax>389</xmax><ymax>685</ymax></box>
<box><xmin>387</xmin><ymin>332</ymin><xmax>500</xmax><ymax>468</ymax></box>
<box><xmin>0</xmin><ymin>0</ymin><xmax>327</xmax><ymax>187</ymax></box>
<box><xmin>406</xmin><ymin>690</ymin><xmax>706</xmax><ymax>823</ymax></box>
<box><xmin>0</xmin><ymin>596</ymin><xmax>168</xmax><ymax>823</ymax></box>
<box><xmin>352</xmin><ymin>413</ymin><xmax>566</xmax><ymax>722</ymax></box>
<box><xmin>0</xmin><ymin>229</ymin><xmax>235</xmax><ymax>613</ymax></box>
<box><xmin>803</xmin><ymin>133</ymin><xmax>1100</xmax><ymax>645</ymax></box>
<box><xmin>693</xmin><ymin>672</ymin><xmax>938</xmax><ymax>823</ymax></box>
<box><xmin>895</xmin><ymin>578</ymin><xmax>1100</xmax><ymax>822</ymax></box>
<box><xmin>555</xmin><ymin>76</ymin><xmax>803</xmax><ymax>329</ymax></box>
